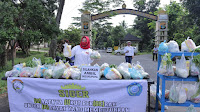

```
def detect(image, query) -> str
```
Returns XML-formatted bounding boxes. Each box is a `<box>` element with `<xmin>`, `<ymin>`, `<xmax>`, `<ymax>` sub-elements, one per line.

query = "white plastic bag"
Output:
<box><xmin>105</xmin><ymin>68</ymin><xmax>122</xmax><ymax>80</ymax></box>
<box><xmin>191</xmin><ymin>83</ymin><xmax>200</xmax><ymax>103</ymax></box>
<box><xmin>134</xmin><ymin>61</ymin><xmax>149</xmax><ymax>78</ymax></box>
<box><xmin>62</xmin><ymin>68</ymin><xmax>72</xmax><ymax>79</ymax></box>
<box><xmin>43</xmin><ymin>69</ymin><xmax>53</xmax><ymax>79</ymax></box>
<box><xmin>181</xmin><ymin>37</ymin><xmax>196</xmax><ymax>52</ymax></box>
<box><xmin>169</xmin><ymin>81</ymin><xmax>179</xmax><ymax>103</ymax></box>
<box><xmin>71</xmin><ymin>68</ymin><xmax>81</xmax><ymax>80</ymax></box>
<box><xmin>190</xmin><ymin>54</ymin><xmax>200</xmax><ymax>76</ymax></box>
<box><xmin>90</xmin><ymin>51</ymin><xmax>101</xmax><ymax>59</ymax></box>
<box><xmin>167</xmin><ymin>40</ymin><xmax>180</xmax><ymax>52</ymax></box>
<box><xmin>177</xmin><ymin>83</ymin><xmax>187</xmax><ymax>103</ymax></box>
<box><xmin>100</xmin><ymin>63</ymin><xmax>109</xmax><ymax>77</ymax></box>
<box><xmin>32</xmin><ymin>57</ymin><xmax>41</xmax><ymax>66</ymax></box>
<box><xmin>52</xmin><ymin>62</ymin><xmax>65</xmax><ymax>79</ymax></box>
<box><xmin>63</xmin><ymin>42</ymin><xmax>72</xmax><ymax>57</ymax></box>
<box><xmin>117</xmin><ymin>63</ymin><xmax>131</xmax><ymax>79</ymax></box>
<box><xmin>159</xmin><ymin>54</ymin><xmax>168</xmax><ymax>75</ymax></box>
<box><xmin>175</xmin><ymin>54</ymin><xmax>189</xmax><ymax>78</ymax></box>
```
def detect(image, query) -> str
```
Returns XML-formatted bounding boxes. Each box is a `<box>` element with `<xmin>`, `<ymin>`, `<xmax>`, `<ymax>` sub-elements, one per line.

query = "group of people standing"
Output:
<box><xmin>64</xmin><ymin>36</ymin><xmax>158</xmax><ymax>65</ymax></box>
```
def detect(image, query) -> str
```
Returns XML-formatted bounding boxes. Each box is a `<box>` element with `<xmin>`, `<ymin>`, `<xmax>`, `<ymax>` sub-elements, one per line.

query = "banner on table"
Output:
<box><xmin>7</xmin><ymin>77</ymin><xmax>147</xmax><ymax>112</ymax></box>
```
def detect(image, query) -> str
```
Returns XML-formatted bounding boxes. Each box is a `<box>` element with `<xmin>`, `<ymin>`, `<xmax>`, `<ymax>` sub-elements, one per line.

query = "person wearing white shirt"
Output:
<box><xmin>124</xmin><ymin>41</ymin><xmax>134</xmax><ymax>63</ymax></box>
<box><xmin>153</xmin><ymin>45</ymin><xmax>158</xmax><ymax>61</ymax></box>
<box><xmin>70</xmin><ymin>36</ymin><xmax>94</xmax><ymax>66</ymax></box>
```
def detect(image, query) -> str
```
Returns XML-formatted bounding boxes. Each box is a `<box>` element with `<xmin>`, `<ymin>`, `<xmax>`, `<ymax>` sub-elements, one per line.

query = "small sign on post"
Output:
<box><xmin>81</xmin><ymin>66</ymin><xmax>100</xmax><ymax>80</ymax></box>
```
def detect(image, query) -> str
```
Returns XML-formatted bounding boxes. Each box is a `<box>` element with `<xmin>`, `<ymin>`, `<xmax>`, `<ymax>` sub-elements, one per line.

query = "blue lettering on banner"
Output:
<box><xmin>127</xmin><ymin>82</ymin><xmax>142</xmax><ymax>96</ymax></box>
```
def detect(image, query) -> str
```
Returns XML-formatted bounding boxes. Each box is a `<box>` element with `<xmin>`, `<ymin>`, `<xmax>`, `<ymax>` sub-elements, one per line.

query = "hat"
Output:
<box><xmin>126</xmin><ymin>41</ymin><xmax>131</xmax><ymax>44</ymax></box>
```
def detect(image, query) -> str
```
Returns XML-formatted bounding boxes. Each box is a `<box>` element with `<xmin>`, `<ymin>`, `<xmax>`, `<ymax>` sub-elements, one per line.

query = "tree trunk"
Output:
<box><xmin>0</xmin><ymin>44</ymin><xmax>7</xmax><ymax>67</ymax></box>
<box><xmin>18</xmin><ymin>40</ymin><xmax>30</xmax><ymax>56</ymax></box>
<box><xmin>49</xmin><ymin>0</ymin><xmax>65</xmax><ymax>58</ymax></box>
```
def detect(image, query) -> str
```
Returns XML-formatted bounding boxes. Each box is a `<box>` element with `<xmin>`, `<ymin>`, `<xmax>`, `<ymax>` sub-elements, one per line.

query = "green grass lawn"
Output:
<box><xmin>0</xmin><ymin>51</ymin><xmax>47</xmax><ymax>94</ymax></box>
<box><xmin>32</xmin><ymin>47</ymin><xmax>49</xmax><ymax>51</ymax></box>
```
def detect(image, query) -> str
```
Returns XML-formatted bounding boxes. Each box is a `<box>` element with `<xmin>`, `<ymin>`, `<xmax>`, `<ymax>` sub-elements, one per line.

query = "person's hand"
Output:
<box><xmin>132</xmin><ymin>56</ymin><xmax>134</xmax><ymax>59</ymax></box>
<box><xmin>126</xmin><ymin>50</ymin><xmax>129</xmax><ymax>53</ymax></box>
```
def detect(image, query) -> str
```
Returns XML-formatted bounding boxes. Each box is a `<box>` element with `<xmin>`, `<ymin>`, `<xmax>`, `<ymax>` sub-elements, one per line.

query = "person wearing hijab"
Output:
<box><xmin>70</xmin><ymin>36</ymin><xmax>94</xmax><ymax>66</ymax></box>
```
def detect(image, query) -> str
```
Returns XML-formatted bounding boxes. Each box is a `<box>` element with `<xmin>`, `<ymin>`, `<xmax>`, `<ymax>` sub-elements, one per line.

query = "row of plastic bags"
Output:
<box><xmin>99</xmin><ymin>61</ymin><xmax>149</xmax><ymax>80</ymax></box>
<box><xmin>158</xmin><ymin>37</ymin><xmax>199</xmax><ymax>52</ymax></box>
<box><xmin>159</xmin><ymin>53</ymin><xmax>200</xmax><ymax>78</ymax></box>
<box><xmin>169</xmin><ymin>81</ymin><xmax>200</xmax><ymax>104</ymax></box>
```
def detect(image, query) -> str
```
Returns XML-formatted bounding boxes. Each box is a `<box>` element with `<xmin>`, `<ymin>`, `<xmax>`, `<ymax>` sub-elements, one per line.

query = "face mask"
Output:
<box><xmin>81</xmin><ymin>42</ymin><xmax>87</xmax><ymax>46</ymax></box>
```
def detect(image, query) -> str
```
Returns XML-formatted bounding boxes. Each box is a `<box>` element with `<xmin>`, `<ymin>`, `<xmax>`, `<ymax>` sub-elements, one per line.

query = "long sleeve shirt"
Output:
<box><xmin>124</xmin><ymin>46</ymin><xmax>134</xmax><ymax>56</ymax></box>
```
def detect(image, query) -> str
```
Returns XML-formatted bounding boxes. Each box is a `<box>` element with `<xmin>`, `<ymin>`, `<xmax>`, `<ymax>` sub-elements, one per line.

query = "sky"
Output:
<box><xmin>60</xmin><ymin>0</ymin><xmax>180</xmax><ymax>30</ymax></box>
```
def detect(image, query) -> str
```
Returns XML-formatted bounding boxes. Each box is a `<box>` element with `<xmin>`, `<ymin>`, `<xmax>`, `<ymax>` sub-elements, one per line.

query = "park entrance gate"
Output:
<box><xmin>80</xmin><ymin>4</ymin><xmax>168</xmax><ymax>46</ymax></box>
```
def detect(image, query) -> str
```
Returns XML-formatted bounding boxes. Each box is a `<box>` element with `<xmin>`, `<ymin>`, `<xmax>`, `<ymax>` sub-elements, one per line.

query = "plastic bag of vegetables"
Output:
<box><xmin>19</xmin><ymin>67</ymin><xmax>34</xmax><ymax>77</ymax></box>
<box><xmin>100</xmin><ymin>63</ymin><xmax>109</xmax><ymax>77</ymax></box>
<box><xmin>63</xmin><ymin>42</ymin><xmax>72</xmax><ymax>57</ymax></box>
<box><xmin>177</xmin><ymin>83</ymin><xmax>187</xmax><ymax>103</ymax></box>
<box><xmin>105</xmin><ymin>68</ymin><xmax>122</xmax><ymax>80</ymax></box>
<box><xmin>129</xmin><ymin>68</ymin><xmax>143</xmax><ymax>79</ymax></box>
<box><xmin>117</xmin><ymin>63</ymin><xmax>131</xmax><ymax>79</ymax></box>
<box><xmin>71</xmin><ymin>68</ymin><xmax>81</xmax><ymax>80</ymax></box>
<box><xmin>181</xmin><ymin>37</ymin><xmax>196</xmax><ymax>52</ymax></box>
<box><xmin>134</xmin><ymin>61</ymin><xmax>149</xmax><ymax>78</ymax></box>
<box><xmin>186</xmin><ymin>104</ymin><xmax>197</xmax><ymax>112</ymax></box>
<box><xmin>158</xmin><ymin>40</ymin><xmax>168</xmax><ymax>52</ymax></box>
<box><xmin>169</xmin><ymin>81</ymin><xmax>179</xmax><ymax>103</ymax></box>
<box><xmin>32</xmin><ymin>57</ymin><xmax>41</xmax><ymax>66</ymax></box>
<box><xmin>43</xmin><ymin>69</ymin><xmax>53</xmax><ymax>79</ymax></box>
<box><xmin>167</xmin><ymin>40</ymin><xmax>180</xmax><ymax>52</ymax></box>
<box><xmin>62</xmin><ymin>68</ymin><xmax>72</xmax><ymax>79</ymax></box>
<box><xmin>52</xmin><ymin>62</ymin><xmax>65</xmax><ymax>79</ymax></box>
<box><xmin>5</xmin><ymin>70</ymin><xmax>20</xmax><ymax>77</ymax></box>
<box><xmin>175</xmin><ymin>54</ymin><xmax>189</xmax><ymax>78</ymax></box>
<box><xmin>90</xmin><ymin>51</ymin><xmax>101</xmax><ymax>59</ymax></box>
<box><xmin>191</xmin><ymin>83</ymin><xmax>200</xmax><ymax>103</ymax></box>
<box><xmin>190</xmin><ymin>54</ymin><xmax>200</xmax><ymax>76</ymax></box>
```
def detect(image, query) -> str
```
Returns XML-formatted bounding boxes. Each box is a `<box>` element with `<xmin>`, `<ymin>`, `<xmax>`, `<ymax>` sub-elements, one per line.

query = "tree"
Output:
<box><xmin>132</xmin><ymin>0</ymin><xmax>160</xmax><ymax>51</ymax></box>
<box><xmin>49</xmin><ymin>0</ymin><xmax>65</xmax><ymax>59</ymax></box>
<box><xmin>110</xmin><ymin>25</ymin><xmax>126</xmax><ymax>46</ymax></box>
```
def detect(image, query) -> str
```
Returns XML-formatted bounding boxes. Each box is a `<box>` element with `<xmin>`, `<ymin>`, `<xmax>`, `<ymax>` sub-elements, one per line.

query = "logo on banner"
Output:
<box><xmin>58</xmin><ymin>83</ymin><xmax>89</xmax><ymax>98</ymax></box>
<box><xmin>127</xmin><ymin>82</ymin><xmax>142</xmax><ymax>96</ymax></box>
<box><xmin>12</xmin><ymin>79</ymin><xmax>24</xmax><ymax>93</ymax></box>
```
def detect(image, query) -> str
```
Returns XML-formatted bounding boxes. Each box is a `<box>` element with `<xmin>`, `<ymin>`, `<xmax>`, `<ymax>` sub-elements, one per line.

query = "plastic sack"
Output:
<box><xmin>158</xmin><ymin>54</ymin><xmax>168</xmax><ymax>75</ymax></box>
<box><xmin>105</xmin><ymin>68</ymin><xmax>122</xmax><ymax>80</ymax></box>
<box><xmin>117</xmin><ymin>63</ymin><xmax>131</xmax><ymax>79</ymax></box>
<box><xmin>166</xmin><ymin>63</ymin><xmax>174</xmax><ymax>76</ymax></box>
<box><xmin>63</xmin><ymin>43</ymin><xmax>72</xmax><ymax>57</ymax></box>
<box><xmin>134</xmin><ymin>61</ymin><xmax>149</xmax><ymax>78</ymax></box>
<box><xmin>43</xmin><ymin>69</ymin><xmax>53</xmax><ymax>79</ymax></box>
<box><xmin>100</xmin><ymin>63</ymin><xmax>109</xmax><ymax>77</ymax></box>
<box><xmin>190</xmin><ymin>54</ymin><xmax>200</xmax><ymax>76</ymax></box>
<box><xmin>158</xmin><ymin>40</ymin><xmax>168</xmax><ymax>52</ymax></box>
<box><xmin>62</xmin><ymin>68</ymin><xmax>72</xmax><ymax>79</ymax></box>
<box><xmin>186</xmin><ymin>104</ymin><xmax>197</xmax><ymax>112</ymax></box>
<box><xmin>177</xmin><ymin>83</ymin><xmax>187</xmax><ymax>103</ymax></box>
<box><xmin>32</xmin><ymin>57</ymin><xmax>41</xmax><ymax>66</ymax></box>
<box><xmin>90</xmin><ymin>51</ymin><xmax>101</xmax><ymax>59</ymax></box>
<box><xmin>183</xmin><ymin>83</ymin><xmax>198</xmax><ymax>100</ymax></box>
<box><xmin>175</xmin><ymin>54</ymin><xmax>189</xmax><ymax>78</ymax></box>
<box><xmin>5</xmin><ymin>69</ymin><xmax>20</xmax><ymax>77</ymax></box>
<box><xmin>71</xmin><ymin>68</ymin><xmax>81</xmax><ymax>80</ymax></box>
<box><xmin>169</xmin><ymin>81</ymin><xmax>179</xmax><ymax>103</ymax></box>
<box><xmin>129</xmin><ymin>68</ymin><xmax>143</xmax><ymax>79</ymax></box>
<box><xmin>181</xmin><ymin>37</ymin><xmax>196</xmax><ymax>52</ymax></box>
<box><xmin>167</xmin><ymin>40</ymin><xmax>180</xmax><ymax>52</ymax></box>
<box><xmin>191</xmin><ymin>84</ymin><xmax>200</xmax><ymax>103</ymax></box>
<box><xmin>52</xmin><ymin>62</ymin><xmax>65</xmax><ymax>79</ymax></box>
<box><xmin>19</xmin><ymin>67</ymin><xmax>34</xmax><ymax>77</ymax></box>
<box><xmin>13</xmin><ymin>64</ymin><xmax>24</xmax><ymax>71</ymax></box>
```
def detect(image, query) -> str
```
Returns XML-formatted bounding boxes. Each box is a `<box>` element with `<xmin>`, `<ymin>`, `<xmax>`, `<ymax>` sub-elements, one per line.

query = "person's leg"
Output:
<box><xmin>125</xmin><ymin>56</ymin><xmax>129</xmax><ymax>63</ymax></box>
<box><xmin>153</xmin><ymin>53</ymin><xmax>155</xmax><ymax>61</ymax></box>
<box><xmin>129</xmin><ymin>56</ymin><xmax>132</xmax><ymax>63</ymax></box>
<box><xmin>156</xmin><ymin>53</ymin><xmax>158</xmax><ymax>61</ymax></box>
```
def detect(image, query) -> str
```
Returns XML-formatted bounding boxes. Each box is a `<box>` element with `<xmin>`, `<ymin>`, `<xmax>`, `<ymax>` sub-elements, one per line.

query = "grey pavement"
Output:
<box><xmin>0</xmin><ymin>50</ymin><xmax>200</xmax><ymax>112</ymax></box>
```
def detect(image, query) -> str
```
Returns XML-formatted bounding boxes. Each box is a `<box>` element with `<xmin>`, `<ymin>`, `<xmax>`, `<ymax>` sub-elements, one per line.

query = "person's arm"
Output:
<box><xmin>132</xmin><ymin>47</ymin><xmax>134</xmax><ymax>58</ymax></box>
<box><xmin>124</xmin><ymin>47</ymin><xmax>128</xmax><ymax>53</ymax></box>
<box><xmin>69</xmin><ymin>46</ymin><xmax>76</xmax><ymax>58</ymax></box>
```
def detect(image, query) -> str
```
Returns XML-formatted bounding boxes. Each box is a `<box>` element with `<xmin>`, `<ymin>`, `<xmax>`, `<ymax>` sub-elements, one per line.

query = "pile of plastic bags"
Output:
<box><xmin>169</xmin><ymin>82</ymin><xmax>200</xmax><ymax>104</ymax></box>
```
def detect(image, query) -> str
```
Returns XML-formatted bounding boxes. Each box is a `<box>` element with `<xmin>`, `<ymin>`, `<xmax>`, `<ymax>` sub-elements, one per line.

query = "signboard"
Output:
<box><xmin>81</xmin><ymin>66</ymin><xmax>100</xmax><ymax>80</ymax></box>
<box><xmin>91</xmin><ymin>9</ymin><xmax>157</xmax><ymax>21</ymax></box>
<box><xmin>7</xmin><ymin>77</ymin><xmax>147</xmax><ymax>112</ymax></box>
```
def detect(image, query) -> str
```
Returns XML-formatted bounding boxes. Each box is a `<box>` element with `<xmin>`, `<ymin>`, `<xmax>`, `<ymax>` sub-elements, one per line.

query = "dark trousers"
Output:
<box><xmin>153</xmin><ymin>53</ymin><xmax>157</xmax><ymax>61</ymax></box>
<box><xmin>125</xmin><ymin>56</ymin><xmax>132</xmax><ymax>63</ymax></box>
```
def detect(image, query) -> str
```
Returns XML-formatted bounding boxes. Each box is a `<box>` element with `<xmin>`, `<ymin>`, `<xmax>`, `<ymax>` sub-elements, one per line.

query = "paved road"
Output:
<box><xmin>0</xmin><ymin>50</ymin><xmax>199</xmax><ymax>112</ymax></box>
